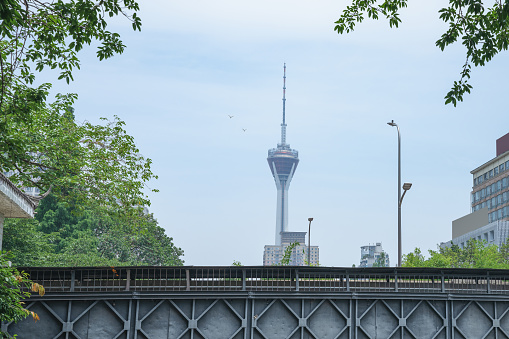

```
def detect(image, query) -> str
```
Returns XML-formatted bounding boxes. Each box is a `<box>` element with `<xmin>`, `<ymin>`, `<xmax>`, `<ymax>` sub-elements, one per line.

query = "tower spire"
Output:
<box><xmin>281</xmin><ymin>63</ymin><xmax>287</xmax><ymax>145</ymax></box>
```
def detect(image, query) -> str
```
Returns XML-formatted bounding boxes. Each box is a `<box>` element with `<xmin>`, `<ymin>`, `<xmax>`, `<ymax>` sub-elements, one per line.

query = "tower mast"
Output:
<box><xmin>281</xmin><ymin>63</ymin><xmax>287</xmax><ymax>145</ymax></box>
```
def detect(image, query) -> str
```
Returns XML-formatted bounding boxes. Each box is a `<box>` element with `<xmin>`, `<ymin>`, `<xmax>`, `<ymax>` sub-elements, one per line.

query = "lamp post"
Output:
<box><xmin>387</xmin><ymin>120</ymin><xmax>412</xmax><ymax>267</ymax></box>
<box><xmin>307</xmin><ymin>217</ymin><xmax>313</xmax><ymax>266</ymax></box>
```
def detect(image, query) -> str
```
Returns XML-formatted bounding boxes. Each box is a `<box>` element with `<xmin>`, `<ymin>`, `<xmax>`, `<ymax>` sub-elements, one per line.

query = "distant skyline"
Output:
<box><xmin>37</xmin><ymin>0</ymin><xmax>509</xmax><ymax>267</ymax></box>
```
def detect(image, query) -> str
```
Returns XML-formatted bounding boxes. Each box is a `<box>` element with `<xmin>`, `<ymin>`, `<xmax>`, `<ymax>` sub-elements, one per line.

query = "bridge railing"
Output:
<box><xmin>19</xmin><ymin>266</ymin><xmax>509</xmax><ymax>295</ymax></box>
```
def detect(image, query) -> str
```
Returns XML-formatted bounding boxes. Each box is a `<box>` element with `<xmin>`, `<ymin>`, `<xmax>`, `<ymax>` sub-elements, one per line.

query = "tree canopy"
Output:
<box><xmin>403</xmin><ymin>239</ymin><xmax>509</xmax><ymax>268</ymax></box>
<box><xmin>0</xmin><ymin>0</ymin><xmax>186</xmax><ymax>328</ymax></box>
<box><xmin>335</xmin><ymin>0</ymin><xmax>509</xmax><ymax>106</ymax></box>
<box><xmin>0</xmin><ymin>1</ymin><xmax>150</xmax><ymax>211</ymax></box>
<box><xmin>3</xmin><ymin>194</ymin><xmax>184</xmax><ymax>267</ymax></box>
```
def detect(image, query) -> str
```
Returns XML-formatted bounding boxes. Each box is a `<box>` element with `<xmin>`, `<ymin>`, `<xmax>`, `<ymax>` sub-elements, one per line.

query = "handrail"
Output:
<box><xmin>18</xmin><ymin>266</ymin><xmax>509</xmax><ymax>294</ymax></box>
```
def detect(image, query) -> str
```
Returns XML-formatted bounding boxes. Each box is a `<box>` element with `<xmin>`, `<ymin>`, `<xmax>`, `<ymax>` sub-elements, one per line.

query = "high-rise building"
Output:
<box><xmin>263</xmin><ymin>233</ymin><xmax>319</xmax><ymax>266</ymax></box>
<box><xmin>359</xmin><ymin>243</ymin><xmax>390</xmax><ymax>267</ymax></box>
<box><xmin>444</xmin><ymin>132</ymin><xmax>509</xmax><ymax>248</ymax></box>
<box><xmin>471</xmin><ymin>132</ymin><xmax>509</xmax><ymax>222</ymax></box>
<box><xmin>263</xmin><ymin>64</ymin><xmax>319</xmax><ymax>266</ymax></box>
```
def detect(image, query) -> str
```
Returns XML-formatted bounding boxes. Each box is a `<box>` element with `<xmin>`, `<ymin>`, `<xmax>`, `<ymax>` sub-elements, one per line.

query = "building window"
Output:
<box><xmin>495</xmin><ymin>167</ymin><xmax>499</xmax><ymax>175</ymax></box>
<box><xmin>481</xmin><ymin>188</ymin><xmax>486</xmax><ymax>199</ymax></box>
<box><xmin>501</xmin><ymin>163</ymin><xmax>506</xmax><ymax>172</ymax></box>
<box><xmin>487</xmin><ymin>185</ymin><xmax>492</xmax><ymax>196</ymax></box>
<box><xmin>489</xmin><ymin>230</ymin><xmax>495</xmax><ymax>242</ymax></box>
<box><xmin>490</xmin><ymin>169</ymin><xmax>494</xmax><ymax>178</ymax></box>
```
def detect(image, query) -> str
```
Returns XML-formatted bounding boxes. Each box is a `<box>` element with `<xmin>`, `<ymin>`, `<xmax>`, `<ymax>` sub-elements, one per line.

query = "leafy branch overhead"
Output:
<box><xmin>335</xmin><ymin>0</ymin><xmax>509</xmax><ymax>106</ymax></box>
<box><xmin>0</xmin><ymin>1</ymin><xmax>152</xmax><ymax>212</ymax></box>
<box><xmin>2</xmin><ymin>97</ymin><xmax>158</xmax><ymax>212</ymax></box>
<box><xmin>1</xmin><ymin>0</ymin><xmax>141</xmax><ymax>91</ymax></box>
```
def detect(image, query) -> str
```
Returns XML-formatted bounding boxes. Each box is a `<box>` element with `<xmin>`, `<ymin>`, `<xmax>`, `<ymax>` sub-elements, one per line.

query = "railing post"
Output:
<box><xmin>346</xmin><ymin>274</ymin><xmax>350</xmax><ymax>292</ymax></box>
<box><xmin>70</xmin><ymin>270</ymin><xmax>75</xmax><ymax>292</ymax></box>
<box><xmin>441</xmin><ymin>272</ymin><xmax>445</xmax><ymax>293</ymax></box>
<box><xmin>487</xmin><ymin>272</ymin><xmax>491</xmax><ymax>294</ymax></box>
<box><xmin>186</xmin><ymin>269</ymin><xmax>191</xmax><ymax>291</ymax></box>
<box><xmin>125</xmin><ymin>269</ymin><xmax>131</xmax><ymax>292</ymax></box>
<box><xmin>295</xmin><ymin>270</ymin><xmax>299</xmax><ymax>292</ymax></box>
<box><xmin>394</xmin><ymin>271</ymin><xmax>398</xmax><ymax>292</ymax></box>
<box><xmin>242</xmin><ymin>269</ymin><xmax>246</xmax><ymax>291</ymax></box>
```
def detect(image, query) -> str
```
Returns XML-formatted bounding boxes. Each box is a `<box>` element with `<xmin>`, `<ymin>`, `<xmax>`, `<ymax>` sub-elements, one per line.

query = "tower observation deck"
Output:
<box><xmin>267</xmin><ymin>64</ymin><xmax>299</xmax><ymax>245</ymax></box>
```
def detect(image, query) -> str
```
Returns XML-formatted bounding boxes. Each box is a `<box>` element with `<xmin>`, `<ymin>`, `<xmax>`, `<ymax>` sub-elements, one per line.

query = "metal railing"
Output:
<box><xmin>19</xmin><ymin>266</ymin><xmax>509</xmax><ymax>295</ymax></box>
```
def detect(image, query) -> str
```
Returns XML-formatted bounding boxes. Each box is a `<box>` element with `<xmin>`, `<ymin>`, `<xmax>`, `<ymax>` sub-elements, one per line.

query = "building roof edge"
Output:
<box><xmin>470</xmin><ymin>150</ymin><xmax>509</xmax><ymax>174</ymax></box>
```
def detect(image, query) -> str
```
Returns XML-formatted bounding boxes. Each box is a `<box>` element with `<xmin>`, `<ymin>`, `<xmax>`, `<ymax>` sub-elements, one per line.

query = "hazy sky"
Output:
<box><xmin>41</xmin><ymin>0</ymin><xmax>509</xmax><ymax>267</ymax></box>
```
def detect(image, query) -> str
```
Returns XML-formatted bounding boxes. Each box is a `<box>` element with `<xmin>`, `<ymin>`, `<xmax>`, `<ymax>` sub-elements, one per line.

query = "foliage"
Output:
<box><xmin>231</xmin><ymin>261</ymin><xmax>243</xmax><ymax>266</ymax></box>
<box><xmin>3</xmin><ymin>195</ymin><xmax>184</xmax><ymax>267</ymax></box>
<box><xmin>0</xmin><ymin>252</ymin><xmax>44</xmax><ymax>334</ymax></box>
<box><xmin>279</xmin><ymin>242</ymin><xmax>300</xmax><ymax>266</ymax></box>
<box><xmin>0</xmin><ymin>0</ymin><xmax>141</xmax><ymax>102</ymax></box>
<box><xmin>402</xmin><ymin>239</ymin><xmax>508</xmax><ymax>268</ymax></box>
<box><xmin>334</xmin><ymin>0</ymin><xmax>509</xmax><ymax>106</ymax></box>
<box><xmin>0</xmin><ymin>0</ymin><xmax>149</xmax><ymax>212</ymax></box>
<box><xmin>373</xmin><ymin>251</ymin><xmax>389</xmax><ymax>267</ymax></box>
<box><xmin>2</xmin><ymin>98</ymin><xmax>158</xmax><ymax>214</ymax></box>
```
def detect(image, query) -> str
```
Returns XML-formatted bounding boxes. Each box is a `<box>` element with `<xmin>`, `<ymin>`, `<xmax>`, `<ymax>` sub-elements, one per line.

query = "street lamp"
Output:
<box><xmin>387</xmin><ymin>120</ymin><xmax>412</xmax><ymax>267</ymax></box>
<box><xmin>307</xmin><ymin>217</ymin><xmax>313</xmax><ymax>266</ymax></box>
<box><xmin>400</xmin><ymin>183</ymin><xmax>412</xmax><ymax>206</ymax></box>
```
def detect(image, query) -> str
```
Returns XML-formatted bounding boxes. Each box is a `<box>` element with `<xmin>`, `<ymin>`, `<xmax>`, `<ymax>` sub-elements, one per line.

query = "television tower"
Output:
<box><xmin>267</xmin><ymin>64</ymin><xmax>299</xmax><ymax>245</ymax></box>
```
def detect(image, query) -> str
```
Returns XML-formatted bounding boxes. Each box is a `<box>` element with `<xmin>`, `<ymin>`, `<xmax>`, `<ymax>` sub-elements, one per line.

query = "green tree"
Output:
<box><xmin>3</xmin><ymin>102</ymin><xmax>158</xmax><ymax>214</ymax></box>
<box><xmin>373</xmin><ymin>251</ymin><xmax>389</xmax><ymax>267</ymax></box>
<box><xmin>3</xmin><ymin>195</ymin><xmax>184</xmax><ymax>267</ymax></box>
<box><xmin>402</xmin><ymin>248</ymin><xmax>426</xmax><ymax>267</ymax></box>
<box><xmin>279</xmin><ymin>242</ymin><xmax>299</xmax><ymax>266</ymax></box>
<box><xmin>0</xmin><ymin>252</ymin><xmax>44</xmax><ymax>335</ymax></box>
<box><xmin>335</xmin><ymin>0</ymin><xmax>509</xmax><ymax>106</ymax></box>
<box><xmin>0</xmin><ymin>1</ymin><xmax>150</xmax><ymax>213</ymax></box>
<box><xmin>2</xmin><ymin>219</ymin><xmax>54</xmax><ymax>266</ymax></box>
<box><xmin>402</xmin><ymin>239</ymin><xmax>506</xmax><ymax>268</ymax></box>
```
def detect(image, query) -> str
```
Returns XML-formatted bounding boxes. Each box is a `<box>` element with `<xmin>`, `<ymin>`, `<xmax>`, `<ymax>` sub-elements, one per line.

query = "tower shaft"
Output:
<box><xmin>267</xmin><ymin>64</ymin><xmax>299</xmax><ymax>245</ymax></box>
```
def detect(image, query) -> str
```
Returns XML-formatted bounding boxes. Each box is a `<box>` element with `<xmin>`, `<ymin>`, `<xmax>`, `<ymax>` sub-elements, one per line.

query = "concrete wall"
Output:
<box><xmin>452</xmin><ymin>208</ymin><xmax>488</xmax><ymax>238</ymax></box>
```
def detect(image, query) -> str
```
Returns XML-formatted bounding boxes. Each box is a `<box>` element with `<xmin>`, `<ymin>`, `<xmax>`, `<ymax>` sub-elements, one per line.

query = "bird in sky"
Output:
<box><xmin>228</xmin><ymin>115</ymin><xmax>234</xmax><ymax>118</ymax></box>
<box><xmin>242</xmin><ymin>129</ymin><xmax>247</xmax><ymax>132</ymax></box>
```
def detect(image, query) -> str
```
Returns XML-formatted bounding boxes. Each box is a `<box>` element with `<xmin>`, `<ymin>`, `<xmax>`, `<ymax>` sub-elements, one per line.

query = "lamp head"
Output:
<box><xmin>403</xmin><ymin>183</ymin><xmax>412</xmax><ymax>191</ymax></box>
<box><xmin>308</xmin><ymin>217</ymin><xmax>314</xmax><ymax>222</ymax></box>
<box><xmin>387</xmin><ymin>120</ymin><xmax>397</xmax><ymax>127</ymax></box>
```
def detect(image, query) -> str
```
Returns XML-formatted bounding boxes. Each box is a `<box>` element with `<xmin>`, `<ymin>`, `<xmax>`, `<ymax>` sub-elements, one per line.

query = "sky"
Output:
<box><xmin>40</xmin><ymin>0</ymin><xmax>509</xmax><ymax>267</ymax></box>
